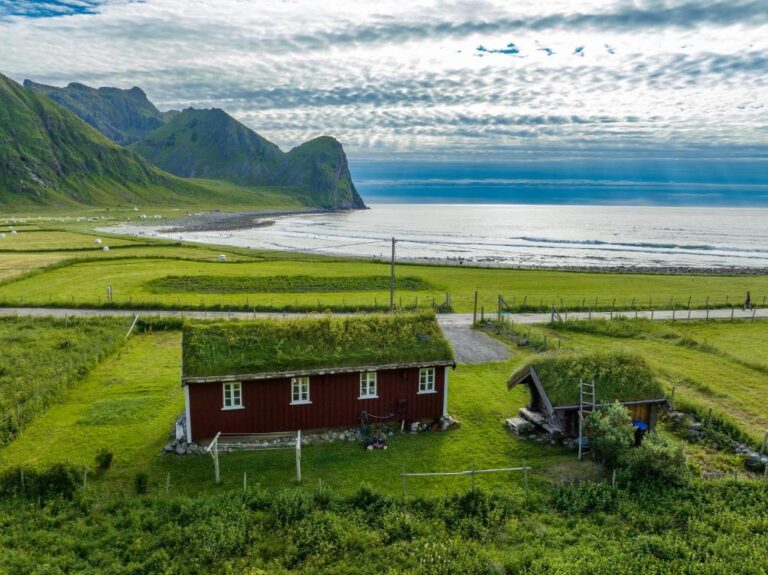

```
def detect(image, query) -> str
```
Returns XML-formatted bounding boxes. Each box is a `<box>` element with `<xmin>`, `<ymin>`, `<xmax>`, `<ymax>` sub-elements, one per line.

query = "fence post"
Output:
<box><xmin>760</xmin><ymin>432</ymin><xmax>768</xmax><ymax>456</ymax></box>
<box><xmin>401</xmin><ymin>464</ymin><xmax>407</xmax><ymax>500</ymax></box>
<box><xmin>523</xmin><ymin>460</ymin><xmax>529</xmax><ymax>500</ymax></box>
<box><xmin>473</xmin><ymin>291</ymin><xmax>478</xmax><ymax>325</ymax></box>
<box><xmin>166</xmin><ymin>472</ymin><xmax>170</xmax><ymax>494</ymax></box>
<box><xmin>296</xmin><ymin>430</ymin><xmax>302</xmax><ymax>483</ymax></box>
<box><xmin>243</xmin><ymin>472</ymin><xmax>247</xmax><ymax>494</ymax></box>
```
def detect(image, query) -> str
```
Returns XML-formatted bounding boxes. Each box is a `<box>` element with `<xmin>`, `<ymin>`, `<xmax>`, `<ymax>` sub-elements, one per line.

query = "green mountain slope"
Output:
<box><xmin>24</xmin><ymin>80</ymin><xmax>166</xmax><ymax>146</ymax></box>
<box><xmin>132</xmin><ymin>108</ymin><xmax>366</xmax><ymax>209</ymax></box>
<box><xmin>0</xmin><ymin>74</ymin><xmax>301</xmax><ymax>209</ymax></box>
<box><xmin>131</xmin><ymin>108</ymin><xmax>284</xmax><ymax>183</ymax></box>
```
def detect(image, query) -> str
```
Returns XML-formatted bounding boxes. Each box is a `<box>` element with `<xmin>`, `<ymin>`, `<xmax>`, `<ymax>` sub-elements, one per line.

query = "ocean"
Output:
<box><xmin>139</xmin><ymin>204</ymin><xmax>768</xmax><ymax>270</ymax></box>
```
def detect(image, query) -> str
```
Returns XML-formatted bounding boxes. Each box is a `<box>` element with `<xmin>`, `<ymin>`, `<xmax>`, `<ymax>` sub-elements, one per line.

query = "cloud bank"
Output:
<box><xmin>0</xmin><ymin>0</ymin><xmax>766</xmax><ymax>162</ymax></box>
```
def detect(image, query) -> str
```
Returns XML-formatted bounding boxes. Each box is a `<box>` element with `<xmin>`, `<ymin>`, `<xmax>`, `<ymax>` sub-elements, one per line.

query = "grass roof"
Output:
<box><xmin>182</xmin><ymin>312</ymin><xmax>454</xmax><ymax>379</ymax></box>
<box><xmin>525</xmin><ymin>351</ymin><xmax>665</xmax><ymax>406</ymax></box>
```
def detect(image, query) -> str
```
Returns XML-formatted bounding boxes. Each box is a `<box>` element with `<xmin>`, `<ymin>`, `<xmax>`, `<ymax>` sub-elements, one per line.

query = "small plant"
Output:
<box><xmin>134</xmin><ymin>472</ymin><xmax>149</xmax><ymax>495</ymax></box>
<box><xmin>95</xmin><ymin>448</ymin><xmax>113</xmax><ymax>470</ymax></box>
<box><xmin>554</xmin><ymin>481</ymin><xmax>618</xmax><ymax>514</ymax></box>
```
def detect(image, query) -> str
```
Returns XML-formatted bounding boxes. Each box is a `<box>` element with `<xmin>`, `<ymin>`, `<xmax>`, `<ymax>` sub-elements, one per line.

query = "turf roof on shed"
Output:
<box><xmin>182</xmin><ymin>312</ymin><xmax>454</xmax><ymax>379</ymax></box>
<box><xmin>515</xmin><ymin>351</ymin><xmax>665</xmax><ymax>406</ymax></box>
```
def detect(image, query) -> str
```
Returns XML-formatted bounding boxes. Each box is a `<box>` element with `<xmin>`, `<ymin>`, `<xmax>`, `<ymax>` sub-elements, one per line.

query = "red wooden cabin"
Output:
<box><xmin>181</xmin><ymin>314</ymin><xmax>456</xmax><ymax>443</ymax></box>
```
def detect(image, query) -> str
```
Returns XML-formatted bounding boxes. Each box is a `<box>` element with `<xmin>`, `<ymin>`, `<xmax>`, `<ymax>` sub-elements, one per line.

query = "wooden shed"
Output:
<box><xmin>181</xmin><ymin>313</ymin><xmax>456</xmax><ymax>442</ymax></box>
<box><xmin>507</xmin><ymin>351</ymin><xmax>668</xmax><ymax>437</ymax></box>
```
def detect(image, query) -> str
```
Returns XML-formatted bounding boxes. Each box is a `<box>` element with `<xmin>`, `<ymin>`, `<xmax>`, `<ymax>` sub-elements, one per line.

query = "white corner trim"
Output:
<box><xmin>442</xmin><ymin>368</ymin><xmax>449</xmax><ymax>417</ymax></box>
<box><xmin>183</xmin><ymin>384</ymin><xmax>192</xmax><ymax>443</ymax></box>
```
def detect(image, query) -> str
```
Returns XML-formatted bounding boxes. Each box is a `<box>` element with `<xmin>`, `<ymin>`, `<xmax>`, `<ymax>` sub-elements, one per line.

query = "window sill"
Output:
<box><xmin>221</xmin><ymin>405</ymin><xmax>245</xmax><ymax>411</ymax></box>
<box><xmin>417</xmin><ymin>390</ymin><xmax>437</xmax><ymax>395</ymax></box>
<box><xmin>290</xmin><ymin>400</ymin><xmax>312</xmax><ymax>406</ymax></box>
<box><xmin>358</xmin><ymin>395</ymin><xmax>379</xmax><ymax>400</ymax></box>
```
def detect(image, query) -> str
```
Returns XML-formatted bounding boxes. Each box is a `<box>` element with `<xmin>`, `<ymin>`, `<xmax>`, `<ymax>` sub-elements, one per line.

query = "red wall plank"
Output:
<box><xmin>188</xmin><ymin>367</ymin><xmax>446</xmax><ymax>441</ymax></box>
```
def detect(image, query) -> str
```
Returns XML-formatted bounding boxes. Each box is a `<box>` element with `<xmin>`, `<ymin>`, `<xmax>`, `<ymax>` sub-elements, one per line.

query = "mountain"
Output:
<box><xmin>0</xmin><ymin>73</ymin><xmax>290</xmax><ymax>208</ymax></box>
<box><xmin>130</xmin><ymin>108</ymin><xmax>283</xmax><ymax>183</ymax></box>
<box><xmin>21</xmin><ymin>79</ymin><xmax>365</xmax><ymax>210</ymax></box>
<box><xmin>131</xmin><ymin>108</ymin><xmax>365</xmax><ymax>209</ymax></box>
<box><xmin>24</xmin><ymin>80</ymin><xmax>167</xmax><ymax>146</ymax></box>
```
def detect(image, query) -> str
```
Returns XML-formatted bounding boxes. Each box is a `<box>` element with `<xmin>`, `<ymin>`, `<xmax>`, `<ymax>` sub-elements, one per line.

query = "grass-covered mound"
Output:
<box><xmin>525</xmin><ymin>351</ymin><xmax>665</xmax><ymax>406</ymax></box>
<box><xmin>182</xmin><ymin>312</ymin><xmax>454</xmax><ymax>379</ymax></box>
<box><xmin>147</xmin><ymin>274</ymin><xmax>434</xmax><ymax>294</ymax></box>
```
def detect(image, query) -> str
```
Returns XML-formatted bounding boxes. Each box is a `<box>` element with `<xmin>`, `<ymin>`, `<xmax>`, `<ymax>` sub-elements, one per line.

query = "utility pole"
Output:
<box><xmin>390</xmin><ymin>237</ymin><xmax>396</xmax><ymax>310</ymax></box>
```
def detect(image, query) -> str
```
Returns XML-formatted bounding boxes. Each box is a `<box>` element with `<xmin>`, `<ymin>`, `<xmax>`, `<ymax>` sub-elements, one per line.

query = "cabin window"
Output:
<box><xmin>291</xmin><ymin>377</ymin><xmax>311</xmax><ymax>405</ymax></box>
<box><xmin>222</xmin><ymin>382</ymin><xmax>243</xmax><ymax>409</ymax></box>
<box><xmin>418</xmin><ymin>368</ymin><xmax>436</xmax><ymax>394</ymax></box>
<box><xmin>359</xmin><ymin>371</ymin><xmax>378</xmax><ymax>399</ymax></box>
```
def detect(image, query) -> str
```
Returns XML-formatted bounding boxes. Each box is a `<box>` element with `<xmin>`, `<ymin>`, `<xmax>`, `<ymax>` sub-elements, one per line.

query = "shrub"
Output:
<box><xmin>586</xmin><ymin>401</ymin><xmax>635</xmax><ymax>468</ymax></box>
<box><xmin>554</xmin><ymin>481</ymin><xmax>618</xmax><ymax>514</ymax></box>
<box><xmin>0</xmin><ymin>463</ymin><xmax>82</xmax><ymax>500</ymax></box>
<box><xmin>134</xmin><ymin>472</ymin><xmax>149</xmax><ymax>495</ymax></box>
<box><xmin>292</xmin><ymin>512</ymin><xmax>345</xmax><ymax>561</ymax></box>
<box><xmin>95</xmin><ymin>448</ymin><xmax>113</xmax><ymax>470</ymax></box>
<box><xmin>272</xmin><ymin>490</ymin><xmax>311</xmax><ymax>526</ymax></box>
<box><xmin>348</xmin><ymin>484</ymin><xmax>395</xmax><ymax>516</ymax></box>
<box><xmin>623</xmin><ymin>433</ymin><xmax>690</xmax><ymax>487</ymax></box>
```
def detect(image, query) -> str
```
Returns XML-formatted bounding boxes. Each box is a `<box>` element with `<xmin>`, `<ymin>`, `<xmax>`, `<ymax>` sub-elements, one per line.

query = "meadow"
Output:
<box><xmin>0</xmin><ymin>253</ymin><xmax>766</xmax><ymax>313</ymax></box>
<box><xmin>0</xmin><ymin>316</ymin><xmax>131</xmax><ymax>445</ymax></box>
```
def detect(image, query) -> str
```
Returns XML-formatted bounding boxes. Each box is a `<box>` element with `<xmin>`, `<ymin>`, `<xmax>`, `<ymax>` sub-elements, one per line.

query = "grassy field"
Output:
<box><xmin>0</xmin><ymin>316</ymin><xmax>131</xmax><ymax>445</ymax></box>
<box><xmin>0</xmin><ymin>253</ymin><xmax>766</xmax><ymax>312</ymax></box>
<box><xmin>541</xmin><ymin>319</ymin><xmax>768</xmax><ymax>442</ymax></box>
<box><xmin>0</xmin><ymin>331</ymin><xmax>184</xmax><ymax>481</ymax></box>
<box><xmin>0</xmin><ymin>230</ymin><xmax>138</xmax><ymax>251</ymax></box>
<box><xmin>0</xmin><ymin>328</ymin><xmax>576</xmax><ymax>496</ymax></box>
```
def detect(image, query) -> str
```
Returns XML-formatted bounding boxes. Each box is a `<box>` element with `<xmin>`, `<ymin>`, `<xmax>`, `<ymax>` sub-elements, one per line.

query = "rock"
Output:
<box><xmin>175</xmin><ymin>444</ymin><xmax>186</xmax><ymax>455</ymax></box>
<box><xmin>689</xmin><ymin>422</ymin><xmax>703</xmax><ymax>432</ymax></box>
<box><xmin>164</xmin><ymin>444</ymin><xmax>174</xmax><ymax>453</ymax></box>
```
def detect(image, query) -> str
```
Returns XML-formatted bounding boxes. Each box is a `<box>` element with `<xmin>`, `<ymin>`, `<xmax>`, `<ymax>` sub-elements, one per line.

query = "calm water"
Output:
<box><xmin>147</xmin><ymin>204</ymin><xmax>768</xmax><ymax>269</ymax></box>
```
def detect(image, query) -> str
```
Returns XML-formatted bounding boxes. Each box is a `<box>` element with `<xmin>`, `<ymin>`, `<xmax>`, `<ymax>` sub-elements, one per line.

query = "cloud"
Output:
<box><xmin>0</xmin><ymin>0</ymin><xmax>765</xmax><ymax>161</ymax></box>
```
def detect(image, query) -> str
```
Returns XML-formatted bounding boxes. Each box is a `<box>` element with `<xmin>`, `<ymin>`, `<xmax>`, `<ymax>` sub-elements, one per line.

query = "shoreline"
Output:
<box><xmin>104</xmin><ymin>208</ymin><xmax>768</xmax><ymax>277</ymax></box>
<box><xmin>158</xmin><ymin>207</ymin><xmax>359</xmax><ymax>233</ymax></box>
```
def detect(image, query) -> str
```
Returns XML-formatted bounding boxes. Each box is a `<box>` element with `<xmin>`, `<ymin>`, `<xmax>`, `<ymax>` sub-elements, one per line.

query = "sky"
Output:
<box><xmin>1</xmin><ymin>0</ymin><xmax>767</xmax><ymax>204</ymax></box>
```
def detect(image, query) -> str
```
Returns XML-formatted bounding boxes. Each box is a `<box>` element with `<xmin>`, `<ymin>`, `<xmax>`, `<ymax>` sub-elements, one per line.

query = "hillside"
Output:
<box><xmin>24</xmin><ymin>80</ymin><xmax>167</xmax><ymax>145</ymax></box>
<box><xmin>0</xmin><ymin>74</ymin><xmax>297</xmax><ymax>209</ymax></box>
<box><xmin>131</xmin><ymin>108</ymin><xmax>284</xmax><ymax>184</ymax></box>
<box><xmin>21</xmin><ymin>79</ymin><xmax>365</xmax><ymax>210</ymax></box>
<box><xmin>132</xmin><ymin>108</ymin><xmax>366</xmax><ymax>209</ymax></box>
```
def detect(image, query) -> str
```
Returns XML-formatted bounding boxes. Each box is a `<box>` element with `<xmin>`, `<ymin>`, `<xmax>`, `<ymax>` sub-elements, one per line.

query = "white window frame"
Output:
<box><xmin>291</xmin><ymin>376</ymin><xmax>311</xmax><ymax>405</ymax></box>
<box><xmin>418</xmin><ymin>368</ymin><xmax>436</xmax><ymax>394</ymax></box>
<box><xmin>358</xmin><ymin>371</ymin><xmax>378</xmax><ymax>399</ymax></box>
<box><xmin>222</xmin><ymin>381</ymin><xmax>243</xmax><ymax>410</ymax></box>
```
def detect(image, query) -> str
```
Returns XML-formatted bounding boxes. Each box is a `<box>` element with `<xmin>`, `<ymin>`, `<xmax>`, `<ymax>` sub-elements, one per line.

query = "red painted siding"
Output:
<box><xmin>187</xmin><ymin>366</ymin><xmax>446</xmax><ymax>441</ymax></box>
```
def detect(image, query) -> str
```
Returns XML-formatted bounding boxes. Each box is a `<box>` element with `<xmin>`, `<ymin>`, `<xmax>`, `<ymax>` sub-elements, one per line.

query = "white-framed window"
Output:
<box><xmin>222</xmin><ymin>382</ymin><xmax>243</xmax><ymax>409</ymax></box>
<box><xmin>291</xmin><ymin>377</ymin><xmax>311</xmax><ymax>405</ymax></box>
<box><xmin>418</xmin><ymin>368</ymin><xmax>436</xmax><ymax>394</ymax></box>
<box><xmin>359</xmin><ymin>371</ymin><xmax>378</xmax><ymax>399</ymax></box>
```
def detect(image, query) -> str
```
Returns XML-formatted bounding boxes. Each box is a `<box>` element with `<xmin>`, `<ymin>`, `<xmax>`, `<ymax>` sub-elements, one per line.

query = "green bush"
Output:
<box><xmin>586</xmin><ymin>401</ymin><xmax>635</xmax><ymax>469</ymax></box>
<box><xmin>554</xmin><ymin>481</ymin><xmax>618</xmax><ymax>514</ymax></box>
<box><xmin>623</xmin><ymin>433</ymin><xmax>690</xmax><ymax>487</ymax></box>
<box><xmin>95</xmin><ymin>448</ymin><xmax>113</xmax><ymax>470</ymax></box>
<box><xmin>272</xmin><ymin>490</ymin><xmax>312</xmax><ymax>526</ymax></box>
<box><xmin>0</xmin><ymin>463</ymin><xmax>82</xmax><ymax>500</ymax></box>
<box><xmin>134</xmin><ymin>472</ymin><xmax>149</xmax><ymax>495</ymax></box>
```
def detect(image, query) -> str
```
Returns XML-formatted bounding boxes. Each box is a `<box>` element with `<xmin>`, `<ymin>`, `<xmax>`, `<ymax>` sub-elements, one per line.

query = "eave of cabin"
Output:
<box><xmin>182</xmin><ymin>359</ymin><xmax>457</xmax><ymax>385</ymax></box>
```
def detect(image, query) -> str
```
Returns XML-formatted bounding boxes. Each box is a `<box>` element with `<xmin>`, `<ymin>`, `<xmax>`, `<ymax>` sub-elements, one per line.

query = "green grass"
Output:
<box><xmin>147</xmin><ymin>274</ymin><xmax>435</xmax><ymax>294</ymax></box>
<box><xmin>0</xmin><ymin>316</ymin><xmax>131</xmax><ymax>444</ymax></box>
<box><xmin>0</xmin><ymin>230</ymin><xmax>137</xmax><ymax>251</ymax></box>
<box><xmin>0</xmin><ymin>331</ymin><xmax>183</xmax><ymax>480</ymax></box>
<box><xmin>183</xmin><ymin>313</ymin><xmax>453</xmax><ymax>378</ymax></box>
<box><xmin>1</xmin><ymin>254</ymin><xmax>766</xmax><ymax>312</ymax></box>
<box><xmin>546</xmin><ymin>318</ymin><xmax>768</xmax><ymax>442</ymax></box>
<box><xmin>521</xmin><ymin>350</ymin><xmax>665</xmax><ymax>406</ymax></box>
<box><xmin>0</xmin><ymin>327</ymin><xmax>570</xmax><ymax>496</ymax></box>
